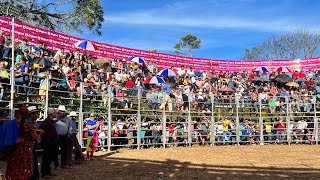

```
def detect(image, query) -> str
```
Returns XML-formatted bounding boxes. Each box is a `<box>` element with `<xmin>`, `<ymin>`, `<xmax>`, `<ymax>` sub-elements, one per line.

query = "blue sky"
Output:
<box><xmin>80</xmin><ymin>0</ymin><xmax>320</xmax><ymax>60</ymax></box>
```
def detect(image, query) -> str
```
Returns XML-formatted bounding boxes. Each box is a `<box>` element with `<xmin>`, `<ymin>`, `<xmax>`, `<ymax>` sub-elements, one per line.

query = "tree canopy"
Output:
<box><xmin>174</xmin><ymin>34</ymin><xmax>201</xmax><ymax>57</ymax></box>
<box><xmin>0</xmin><ymin>0</ymin><xmax>104</xmax><ymax>35</ymax></box>
<box><xmin>242</xmin><ymin>29</ymin><xmax>320</xmax><ymax>60</ymax></box>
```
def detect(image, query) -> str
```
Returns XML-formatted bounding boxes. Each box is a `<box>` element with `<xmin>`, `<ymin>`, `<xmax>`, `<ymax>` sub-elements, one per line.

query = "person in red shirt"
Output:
<box><xmin>125</xmin><ymin>77</ymin><xmax>135</xmax><ymax>88</ymax></box>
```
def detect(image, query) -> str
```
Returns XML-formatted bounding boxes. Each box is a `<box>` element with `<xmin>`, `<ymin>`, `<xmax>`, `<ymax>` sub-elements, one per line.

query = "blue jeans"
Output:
<box><xmin>276</xmin><ymin>131</ymin><xmax>285</xmax><ymax>142</ymax></box>
<box><xmin>222</xmin><ymin>131</ymin><xmax>233</xmax><ymax>144</ymax></box>
<box><xmin>2</xmin><ymin>46</ymin><xmax>10</xmax><ymax>58</ymax></box>
<box><xmin>15</xmin><ymin>75</ymin><xmax>29</xmax><ymax>96</ymax></box>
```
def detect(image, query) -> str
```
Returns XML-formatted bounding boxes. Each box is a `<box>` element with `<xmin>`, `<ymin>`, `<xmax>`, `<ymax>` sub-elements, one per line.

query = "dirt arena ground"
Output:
<box><xmin>1</xmin><ymin>145</ymin><xmax>320</xmax><ymax>180</ymax></box>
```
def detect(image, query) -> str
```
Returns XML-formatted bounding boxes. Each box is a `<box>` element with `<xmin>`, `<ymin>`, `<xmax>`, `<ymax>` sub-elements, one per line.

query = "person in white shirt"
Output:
<box><xmin>61</xmin><ymin>63</ymin><xmax>70</xmax><ymax>75</ymax></box>
<box><xmin>177</xmin><ymin>65</ymin><xmax>186</xmax><ymax>77</ymax></box>
<box><xmin>114</xmin><ymin>69</ymin><xmax>122</xmax><ymax>82</ymax></box>
<box><xmin>235</xmin><ymin>89</ymin><xmax>243</xmax><ymax>107</ymax></box>
<box><xmin>187</xmin><ymin>67</ymin><xmax>195</xmax><ymax>78</ymax></box>
<box><xmin>54</xmin><ymin>48</ymin><xmax>66</xmax><ymax>66</ymax></box>
<box><xmin>293</xmin><ymin>118</ymin><xmax>308</xmax><ymax>143</ymax></box>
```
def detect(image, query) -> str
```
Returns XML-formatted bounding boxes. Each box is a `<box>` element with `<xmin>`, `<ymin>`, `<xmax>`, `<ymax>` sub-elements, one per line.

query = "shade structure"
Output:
<box><xmin>254</xmin><ymin>66</ymin><xmax>268</xmax><ymax>72</ymax></box>
<box><xmin>128</xmin><ymin>56</ymin><xmax>146</xmax><ymax>64</ymax></box>
<box><xmin>145</xmin><ymin>76</ymin><xmax>165</xmax><ymax>85</ymax></box>
<box><xmin>275</xmin><ymin>67</ymin><xmax>291</xmax><ymax>73</ymax></box>
<box><xmin>286</xmin><ymin>82</ymin><xmax>299</xmax><ymax>87</ymax></box>
<box><xmin>157</xmin><ymin>68</ymin><xmax>177</xmax><ymax>76</ymax></box>
<box><xmin>74</xmin><ymin>40</ymin><xmax>96</xmax><ymax>51</ymax></box>
<box><xmin>273</xmin><ymin>74</ymin><xmax>292</xmax><ymax>83</ymax></box>
<box><xmin>219</xmin><ymin>87</ymin><xmax>235</xmax><ymax>92</ymax></box>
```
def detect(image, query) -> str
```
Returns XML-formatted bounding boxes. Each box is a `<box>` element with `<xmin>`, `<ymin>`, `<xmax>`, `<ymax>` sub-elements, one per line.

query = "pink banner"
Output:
<box><xmin>0</xmin><ymin>16</ymin><xmax>319</xmax><ymax>71</ymax></box>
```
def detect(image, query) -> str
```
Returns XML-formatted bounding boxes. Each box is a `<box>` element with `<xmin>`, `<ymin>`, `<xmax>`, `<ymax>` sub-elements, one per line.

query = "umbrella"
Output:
<box><xmin>253</xmin><ymin>77</ymin><xmax>269</xmax><ymax>82</ymax></box>
<box><xmin>157</xmin><ymin>68</ymin><xmax>177</xmax><ymax>76</ymax></box>
<box><xmin>286</xmin><ymin>82</ymin><xmax>299</xmax><ymax>87</ymax></box>
<box><xmin>295</xmin><ymin>78</ymin><xmax>306</xmax><ymax>82</ymax></box>
<box><xmin>93</xmin><ymin>58</ymin><xmax>112</xmax><ymax>64</ymax></box>
<box><xmin>31</xmin><ymin>57</ymin><xmax>55</xmax><ymax>68</ymax></box>
<box><xmin>219</xmin><ymin>87</ymin><xmax>235</xmax><ymax>92</ymax></box>
<box><xmin>145</xmin><ymin>76</ymin><xmax>165</xmax><ymax>85</ymax></box>
<box><xmin>74</xmin><ymin>40</ymin><xmax>96</xmax><ymax>51</ymax></box>
<box><xmin>128</xmin><ymin>56</ymin><xmax>146</xmax><ymax>64</ymax></box>
<box><xmin>292</xmin><ymin>72</ymin><xmax>306</xmax><ymax>79</ymax></box>
<box><xmin>275</xmin><ymin>67</ymin><xmax>291</xmax><ymax>73</ymax></box>
<box><xmin>254</xmin><ymin>66</ymin><xmax>268</xmax><ymax>72</ymax></box>
<box><xmin>273</xmin><ymin>74</ymin><xmax>292</xmax><ymax>83</ymax></box>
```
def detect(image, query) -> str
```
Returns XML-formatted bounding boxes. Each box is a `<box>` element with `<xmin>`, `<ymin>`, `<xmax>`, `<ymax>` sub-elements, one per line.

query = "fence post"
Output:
<box><xmin>210</xmin><ymin>97</ymin><xmax>215</xmax><ymax>146</ymax></box>
<box><xmin>285</xmin><ymin>96</ymin><xmax>291</xmax><ymax>144</ymax></box>
<box><xmin>107</xmin><ymin>85</ymin><xmax>112</xmax><ymax>152</ymax></box>
<box><xmin>258</xmin><ymin>96</ymin><xmax>264</xmax><ymax>145</ymax></box>
<box><xmin>162</xmin><ymin>95</ymin><xmax>166</xmax><ymax>148</ymax></box>
<box><xmin>78</xmin><ymin>82</ymin><xmax>84</xmax><ymax>148</ymax></box>
<box><xmin>235</xmin><ymin>99</ymin><xmax>240</xmax><ymax>146</ymax></box>
<box><xmin>10</xmin><ymin>17</ymin><xmax>15</xmax><ymax>120</ymax></box>
<box><xmin>137</xmin><ymin>87</ymin><xmax>141</xmax><ymax>149</ymax></box>
<box><xmin>44</xmin><ymin>78</ymin><xmax>49</xmax><ymax>118</ymax></box>
<box><xmin>188</xmin><ymin>93</ymin><xmax>192</xmax><ymax>147</ymax></box>
<box><xmin>313</xmin><ymin>95</ymin><xmax>318</xmax><ymax>145</ymax></box>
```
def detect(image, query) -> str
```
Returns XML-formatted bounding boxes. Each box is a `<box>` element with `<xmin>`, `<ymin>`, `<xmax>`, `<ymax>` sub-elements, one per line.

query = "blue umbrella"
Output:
<box><xmin>74</xmin><ymin>40</ymin><xmax>96</xmax><ymax>51</ymax></box>
<box><xmin>254</xmin><ymin>66</ymin><xmax>268</xmax><ymax>72</ymax></box>
<box><xmin>128</xmin><ymin>56</ymin><xmax>146</xmax><ymax>64</ymax></box>
<box><xmin>157</xmin><ymin>69</ymin><xmax>177</xmax><ymax>76</ymax></box>
<box><xmin>295</xmin><ymin>78</ymin><xmax>306</xmax><ymax>82</ymax></box>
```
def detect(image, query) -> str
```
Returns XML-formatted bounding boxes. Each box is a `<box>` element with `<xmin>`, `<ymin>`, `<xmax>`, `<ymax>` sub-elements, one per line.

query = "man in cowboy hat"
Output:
<box><xmin>27</xmin><ymin>106</ymin><xmax>42</xmax><ymax>180</ymax></box>
<box><xmin>55</xmin><ymin>105</ymin><xmax>71</xmax><ymax>168</ymax></box>
<box><xmin>67</xmin><ymin>111</ymin><xmax>85</xmax><ymax>165</ymax></box>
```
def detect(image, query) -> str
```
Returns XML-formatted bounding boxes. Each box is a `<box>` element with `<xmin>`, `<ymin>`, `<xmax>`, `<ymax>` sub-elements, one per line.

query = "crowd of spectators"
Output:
<box><xmin>0</xmin><ymin>30</ymin><xmax>320</xmax><ymax>151</ymax></box>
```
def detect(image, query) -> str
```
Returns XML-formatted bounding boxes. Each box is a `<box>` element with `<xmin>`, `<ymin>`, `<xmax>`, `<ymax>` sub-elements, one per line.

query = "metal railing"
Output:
<box><xmin>2</xmin><ymin>72</ymin><xmax>320</xmax><ymax>150</ymax></box>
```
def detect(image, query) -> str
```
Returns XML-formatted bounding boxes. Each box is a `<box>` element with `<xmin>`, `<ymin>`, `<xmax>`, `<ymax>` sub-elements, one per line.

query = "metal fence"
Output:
<box><xmin>2</xmin><ymin>74</ymin><xmax>320</xmax><ymax>151</ymax></box>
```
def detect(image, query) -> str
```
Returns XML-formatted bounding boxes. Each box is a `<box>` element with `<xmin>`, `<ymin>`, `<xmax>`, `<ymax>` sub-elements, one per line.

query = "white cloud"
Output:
<box><xmin>104</xmin><ymin>0</ymin><xmax>320</xmax><ymax>33</ymax></box>
<box><xmin>106</xmin><ymin>12</ymin><xmax>320</xmax><ymax>32</ymax></box>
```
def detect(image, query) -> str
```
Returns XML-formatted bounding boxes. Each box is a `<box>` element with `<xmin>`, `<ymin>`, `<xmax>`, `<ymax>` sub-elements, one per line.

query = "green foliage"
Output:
<box><xmin>173</xmin><ymin>34</ymin><xmax>201</xmax><ymax>57</ymax></box>
<box><xmin>242</xmin><ymin>29</ymin><xmax>320</xmax><ymax>60</ymax></box>
<box><xmin>0</xmin><ymin>0</ymin><xmax>105</xmax><ymax>35</ymax></box>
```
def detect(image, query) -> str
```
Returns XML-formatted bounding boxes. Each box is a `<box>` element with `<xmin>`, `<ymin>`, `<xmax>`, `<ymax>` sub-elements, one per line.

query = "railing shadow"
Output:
<box><xmin>63</xmin><ymin>154</ymin><xmax>320</xmax><ymax>180</ymax></box>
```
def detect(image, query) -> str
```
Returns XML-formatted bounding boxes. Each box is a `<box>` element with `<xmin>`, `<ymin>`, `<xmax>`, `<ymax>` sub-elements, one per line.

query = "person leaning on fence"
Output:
<box><xmin>85</xmin><ymin>113</ymin><xmax>100</xmax><ymax>160</ymax></box>
<box><xmin>67</xmin><ymin>111</ymin><xmax>85</xmax><ymax>164</ymax></box>
<box><xmin>6</xmin><ymin>107</ymin><xmax>38</xmax><ymax>180</ymax></box>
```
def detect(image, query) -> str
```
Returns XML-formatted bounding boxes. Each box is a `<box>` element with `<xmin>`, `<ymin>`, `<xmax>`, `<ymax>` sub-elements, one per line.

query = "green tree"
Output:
<box><xmin>0</xmin><ymin>0</ymin><xmax>104</xmax><ymax>35</ymax></box>
<box><xmin>149</xmin><ymin>48</ymin><xmax>157</xmax><ymax>52</ymax></box>
<box><xmin>242</xmin><ymin>29</ymin><xmax>320</xmax><ymax>60</ymax></box>
<box><xmin>173</xmin><ymin>34</ymin><xmax>201</xmax><ymax>57</ymax></box>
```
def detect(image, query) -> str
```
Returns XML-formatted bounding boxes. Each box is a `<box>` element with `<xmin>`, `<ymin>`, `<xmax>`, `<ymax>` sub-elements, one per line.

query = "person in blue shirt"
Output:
<box><xmin>85</xmin><ymin>113</ymin><xmax>100</xmax><ymax>160</ymax></box>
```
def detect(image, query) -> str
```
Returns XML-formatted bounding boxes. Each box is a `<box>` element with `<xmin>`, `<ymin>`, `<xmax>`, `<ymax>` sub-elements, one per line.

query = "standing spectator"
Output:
<box><xmin>6</xmin><ymin>107</ymin><xmax>38</xmax><ymax>180</ymax></box>
<box><xmin>39</xmin><ymin>108</ymin><xmax>59</xmax><ymax>179</ymax></box>
<box><xmin>27</xmin><ymin>106</ymin><xmax>42</xmax><ymax>180</ymax></box>
<box><xmin>85</xmin><ymin>113</ymin><xmax>100</xmax><ymax>160</ymax></box>
<box><xmin>55</xmin><ymin>105</ymin><xmax>71</xmax><ymax>168</ymax></box>
<box><xmin>67</xmin><ymin>111</ymin><xmax>85</xmax><ymax>165</ymax></box>
<box><xmin>275</xmin><ymin>119</ymin><xmax>286</xmax><ymax>143</ymax></box>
